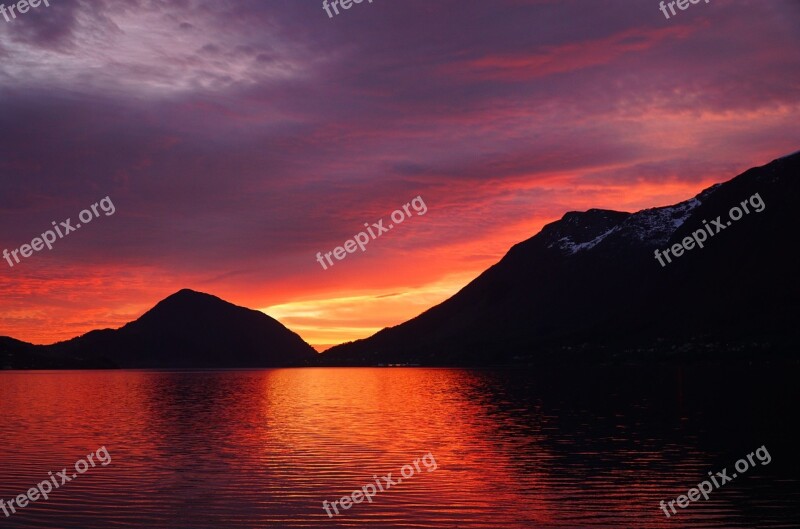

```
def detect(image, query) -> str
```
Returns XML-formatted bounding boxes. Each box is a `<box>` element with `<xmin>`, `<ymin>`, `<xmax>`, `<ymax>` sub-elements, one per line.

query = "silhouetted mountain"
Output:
<box><xmin>1</xmin><ymin>290</ymin><xmax>318</xmax><ymax>369</ymax></box>
<box><xmin>0</xmin><ymin>337</ymin><xmax>98</xmax><ymax>369</ymax></box>
<box><xmin>323</xmin><ymin>151</ymin><xmax>800</xmax><ymax>366</ymax></box>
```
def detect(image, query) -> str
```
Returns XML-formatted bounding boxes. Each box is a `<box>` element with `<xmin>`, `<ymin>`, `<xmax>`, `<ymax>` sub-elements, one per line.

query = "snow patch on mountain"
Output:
<box><xmin>555</xmin><ymin>225</ymin><xmax>621</xmax><ymax>254</ymax></box>
<box><xmin>617</xmin><ymin>197</ymin><xmax>701</xmax><ymax>246</ymax></box>
<box><xmin>553</xmin><ymin>197</ymin><xmax>702</xmax><ymax>255</ymax></box>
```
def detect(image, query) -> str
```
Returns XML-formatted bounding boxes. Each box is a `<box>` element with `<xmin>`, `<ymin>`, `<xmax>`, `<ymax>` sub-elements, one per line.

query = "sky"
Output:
<box><xmin>1</xmin><ymin>0</ymin><xmax>799</xmax><ymax>350</ymax></box>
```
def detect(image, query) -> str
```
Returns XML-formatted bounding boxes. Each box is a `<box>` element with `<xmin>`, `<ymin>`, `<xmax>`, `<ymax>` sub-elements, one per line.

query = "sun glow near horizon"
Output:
<box><xmin>261</xmin><ymin>272</ymin><xmax>479</xmax><ymax>351</ymax></box>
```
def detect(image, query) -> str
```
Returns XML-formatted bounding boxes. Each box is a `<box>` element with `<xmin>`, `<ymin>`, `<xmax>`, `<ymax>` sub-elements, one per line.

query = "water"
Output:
<box><xmin>0</xmin><ymin>366</ymin><xmax>798</xmax><ymax>528</ymax></box>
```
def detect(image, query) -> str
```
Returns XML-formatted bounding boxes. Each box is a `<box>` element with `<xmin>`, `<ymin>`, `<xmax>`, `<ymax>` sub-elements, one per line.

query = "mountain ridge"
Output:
<box><xmin>321</xmin><ymin>151</ymin><xmax>800</xmax><ymax>366</ymax></box>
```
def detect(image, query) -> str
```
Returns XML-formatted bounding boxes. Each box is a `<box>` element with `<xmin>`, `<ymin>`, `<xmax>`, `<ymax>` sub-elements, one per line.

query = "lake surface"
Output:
<box><xmin>0</xmin><ymin>366</ymin><xmax>798</xmax><ymax>528</ymax></box>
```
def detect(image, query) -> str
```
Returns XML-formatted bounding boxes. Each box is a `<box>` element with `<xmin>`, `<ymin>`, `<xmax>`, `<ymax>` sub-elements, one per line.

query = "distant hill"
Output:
<box><xmin>322</xmin><ymin>151</ymin><xmax>800</xmax><ymax>366</ymax></box>
<box><xmin>1</xmin><ymin>289</ymin><xmax>318</xmax><ymax>369</ymax></box>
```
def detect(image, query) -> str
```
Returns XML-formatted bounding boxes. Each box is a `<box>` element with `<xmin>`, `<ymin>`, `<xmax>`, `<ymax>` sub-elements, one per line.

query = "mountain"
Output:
<box><xmin>322</xmin><ymin>151</ymin><xmax>800</xmax><ymax>366</ymax></box>
<box><xmin>1</xmin><ymin>290</ymin><xmax>318</xmax><ymax>369</ymax></box>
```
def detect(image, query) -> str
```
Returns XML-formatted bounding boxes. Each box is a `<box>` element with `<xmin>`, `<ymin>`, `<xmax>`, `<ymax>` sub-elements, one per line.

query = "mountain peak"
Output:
<box><xmin>166</xmin><ymin>288</ymin><xmax>217</xmax><ymax>301</ymax></box>
<box><xmin>175</xmin><ymin>288</ymin><xmax>201</xmax><ymax>296</ymax></box>
<box><xmin>149</xmin><ymin>289</ymin><xmax>236</xmax><ymax>314</ymax></box>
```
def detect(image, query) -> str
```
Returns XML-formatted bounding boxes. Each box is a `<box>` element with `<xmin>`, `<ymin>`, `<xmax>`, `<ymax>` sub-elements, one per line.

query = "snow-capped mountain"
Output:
<box><xmin>323</xmin><ymin>151</ymin><xmax>800</xmax><ymax>366</ymax></box>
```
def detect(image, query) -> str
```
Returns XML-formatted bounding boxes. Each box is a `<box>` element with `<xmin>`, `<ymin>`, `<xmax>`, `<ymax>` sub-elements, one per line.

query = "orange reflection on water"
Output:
<box><xmin>0</xmin><ymin>368</ymin><xmax>771</xmax><ymax>528</ymax></box>
<box><xmin>245</xmin><ymin>368</ymin><xmax>559</xmax><ymax>527</ymax></box>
